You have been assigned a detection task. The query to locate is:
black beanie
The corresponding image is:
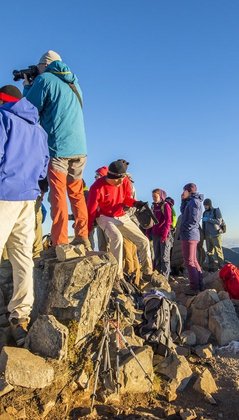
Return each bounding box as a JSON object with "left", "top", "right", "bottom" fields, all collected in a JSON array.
[
  {"left": 203, "top": 198, "right": 212, "bottom": 207},
  {"left": 0, "top": 85, "right": 22, "bottom": 102},
  {"left": 107, "top": 160, "right": 127, "bottom": 179}
]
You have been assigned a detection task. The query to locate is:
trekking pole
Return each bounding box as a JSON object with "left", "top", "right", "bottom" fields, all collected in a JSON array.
[
  {"left": 114, "top": 301, "right": 153, "bottom": 385},
  {"left": 115, "top": 301, "right": 121, "bottom": 394},
  {"left": 102, "top": 320, "right": 114, "bottom": 389},
  {"left": 90, "top": 323, "right": 108, "bottom": 411}
]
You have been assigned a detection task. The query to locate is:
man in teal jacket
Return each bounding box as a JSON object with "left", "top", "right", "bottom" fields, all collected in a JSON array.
[{"left": 24, "top": 50, "right": 90, "bottom": 251}]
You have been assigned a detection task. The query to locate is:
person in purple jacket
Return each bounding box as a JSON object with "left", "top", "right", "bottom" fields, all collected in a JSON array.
[
  {"left": 180, "top": 183, "right": 203, "bottom": 294},
  {"left": 150, "top": 188, "right": 172, "bottom": 279},
  {"left": 0, "top": 85, "right": 49, "bottom": 346}
]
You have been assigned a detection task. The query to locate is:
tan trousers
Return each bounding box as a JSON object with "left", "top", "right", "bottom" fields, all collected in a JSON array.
[
  {"left": 0, "top": 201, "right": 35, "bottom": 321},
  {"left": 97, "top": 214, "right": 152, "bottom": 278},
  {"left": 123, "top": 238, "right": 141, "bottom": 285},
  {"left": 2, "top": 197, "right": 43, "bottom": 260}
]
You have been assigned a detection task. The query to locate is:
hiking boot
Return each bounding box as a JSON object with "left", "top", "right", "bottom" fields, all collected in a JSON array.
[
  {"left": 71, "top": 237, "right": 92, "bottom": 252},
  {"left": 10, "top": 318, "right": 28, "bottom": 347}
]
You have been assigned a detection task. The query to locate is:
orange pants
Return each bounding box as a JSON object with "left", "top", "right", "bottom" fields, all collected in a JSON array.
[{"left": 48, "top": 164, "right": 88, "bottom": 246}]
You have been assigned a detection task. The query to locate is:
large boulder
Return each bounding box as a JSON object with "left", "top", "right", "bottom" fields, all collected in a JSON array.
[
  {"left": 119, "top": 345, "right": 154, "bottom": 393},
  {"left": 188, "top": 290, "right": 220, "bottom": 328},
  {"left": 208, "top": 299, "right": 239, "bottom": 345},
  {"left": 154, "top": 353, "right": 193, "bottom": 391},
  {"left": 25, "top": 315, "right": 68, "bottom": 360},
  {"left": 34, "top": 253, "right": 118, "bottom": 345},
  {"left": 0, "top": 347, "right": 54, "bottom": 389}
]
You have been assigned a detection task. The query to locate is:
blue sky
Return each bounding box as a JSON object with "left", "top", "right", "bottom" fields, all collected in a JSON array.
[{"left": 1, "top": 1, "right": 238, "bottom": 245}]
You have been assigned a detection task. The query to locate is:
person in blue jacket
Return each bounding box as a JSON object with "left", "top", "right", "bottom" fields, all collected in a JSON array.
[
  {"left": 0, "top": 85, "right": 49, "bottom": 346},
  {"left": 180, "top": 183, "right": 204, "bottom": 294},
  {"left": 23, "top": 50, "right": 90, "bottom": 253}
]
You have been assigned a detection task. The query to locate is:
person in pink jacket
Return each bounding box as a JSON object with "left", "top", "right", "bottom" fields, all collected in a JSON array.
[{"left": 150, "top": 188, "right": 172, "bottom": 279}]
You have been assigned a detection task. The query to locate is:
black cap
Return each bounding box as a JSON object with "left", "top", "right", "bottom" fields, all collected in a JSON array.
[{"left": 107, "top": 160, "right": 127, "bottom": 179}]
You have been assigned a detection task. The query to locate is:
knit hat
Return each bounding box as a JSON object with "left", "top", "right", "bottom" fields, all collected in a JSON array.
[
  {"left": 183, "top": 183, "right": 197, "bottom": 193},
  {"left": 0, "top": 85, "right": 22, "bottom": 103},
  {"left": 203, "top": 198, "right": 212, "bottom": 207},
  {"left": 107, "top": 160, "right": 127, "bottom": 179},
  {"left": 95, "top": 166, "right": 108, "bottom": 177},
  {"left": 38, "top": 50, "right": 62, "bottom": 65}
]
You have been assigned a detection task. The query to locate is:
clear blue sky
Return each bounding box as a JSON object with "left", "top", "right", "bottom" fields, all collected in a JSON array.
[{"left": 1, "top": 1, "right": 238, "bottom": 245}]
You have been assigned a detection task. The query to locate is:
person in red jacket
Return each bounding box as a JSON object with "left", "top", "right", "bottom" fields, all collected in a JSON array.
[
  {"left": 87, "top": 160, "right": 153, "bottom": 280},
  {"left": 150, "top": 188, "right": 172, "bottom": 279}
]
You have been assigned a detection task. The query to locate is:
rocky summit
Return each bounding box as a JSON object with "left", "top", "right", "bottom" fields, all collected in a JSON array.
[{"left": 0, "top": 253, "right": 239, "bottom": 419}]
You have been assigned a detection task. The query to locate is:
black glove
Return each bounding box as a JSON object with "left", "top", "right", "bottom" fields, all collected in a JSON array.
[{"left": 134, "top": 200, "right": 146, "bottom": 209}]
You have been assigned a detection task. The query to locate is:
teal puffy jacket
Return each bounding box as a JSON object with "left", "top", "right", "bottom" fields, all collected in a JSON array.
[{"left": 24, "top": 61, "right": 87, "bottom": 158}]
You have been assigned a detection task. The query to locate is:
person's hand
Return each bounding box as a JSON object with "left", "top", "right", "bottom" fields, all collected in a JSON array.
[
  {"left": 160, "top": 237, "right": 166, "bottom": 243},
  {"left": 23, "top": 74, "right": 30, "bottom": 86},
  {"left": 134, "top": 200, "right": 146, "bottom": 209}
]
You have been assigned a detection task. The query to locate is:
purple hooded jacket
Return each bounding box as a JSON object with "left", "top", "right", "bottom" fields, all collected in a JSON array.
[{"left": 0, "top": 98, "right": 49, "bottom": 201}]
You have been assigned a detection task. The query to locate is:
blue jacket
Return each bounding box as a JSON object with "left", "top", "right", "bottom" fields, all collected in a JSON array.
[
  {"left": 0, "top": 98, "right": 49, "bottom": 201},
  {"left": 180, "top": 193, "right": 204, "bottom": 241},
  {"left": 24, "top": 61, "right": 87, "bottom": 158}
]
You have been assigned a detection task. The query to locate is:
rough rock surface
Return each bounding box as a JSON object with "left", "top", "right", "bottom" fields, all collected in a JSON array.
[
  {"left": 194, "top": 344, "right": 213, "bottom": 359},
  {"left": 208, "top": 299, "right": 239, "bottom": 345},
  {"left": 190, "top": 325, "right": 212, "bottom": 345},
  {"left": 181, "top": 330, "right": 196, "bottom": 346},
  {"left": 0, "top": 347, "right": 54, "bottom": 388},
  {"left": 154, "top": 353, "right": 193, "bottom": 391},
  {"left": 35, "top": 253, "right": 118, "bottom": 344},
  {"left": 193, "top": 367, "right": 218, "bottom": 395},
  {"left": 0, "top": 378, "right": 13, "bottom": 397},
  {"left": 119, "top": 345, "right": 154, "bottom": 393},
  {"left": 25, "top": 315, "right": 68, "bottom": 360}
]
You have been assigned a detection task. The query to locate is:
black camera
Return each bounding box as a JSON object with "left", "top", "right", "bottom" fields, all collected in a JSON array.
[{"left": 13, "top": 65, "right": 39, "bottom": 82}]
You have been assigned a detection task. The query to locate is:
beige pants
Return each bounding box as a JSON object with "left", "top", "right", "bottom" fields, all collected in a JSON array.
[
  {"left": 96, "top": 214, "right": 152, "bottom": 278},
  {"left": 0, "top": 201, "right": 35, "bottom": 321}
]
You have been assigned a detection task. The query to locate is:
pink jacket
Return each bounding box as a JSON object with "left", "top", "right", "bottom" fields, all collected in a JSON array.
[{"left": 150, "top": 201, "right": 172, "bottom": 242}]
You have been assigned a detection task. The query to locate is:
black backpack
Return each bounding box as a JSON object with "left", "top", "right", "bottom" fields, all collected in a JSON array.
[
  {"left": 135, "top": 202, "right": 158, "bottom": 229},
  {"left": 137, "top": 294, "right": 183, "bottom": 356}
]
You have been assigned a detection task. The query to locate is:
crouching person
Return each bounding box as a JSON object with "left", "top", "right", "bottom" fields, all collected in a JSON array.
[
  {"left": 0, "top": 85, "right": 49, "bottom": 346},
  {"left": 87, "top": 160, "right": 153, "bottom": 284}
]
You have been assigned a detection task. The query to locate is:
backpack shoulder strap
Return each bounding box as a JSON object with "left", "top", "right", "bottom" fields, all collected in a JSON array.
[{"left": 68, "top": 83, "right": 83, "bottom": 108}]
